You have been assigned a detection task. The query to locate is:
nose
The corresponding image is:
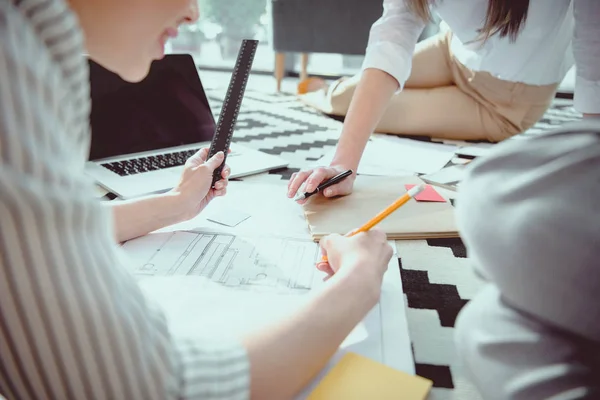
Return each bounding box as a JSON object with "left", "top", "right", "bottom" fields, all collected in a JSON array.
[{"left": 183, "top": 1, "right": 200, "bottom": 24}]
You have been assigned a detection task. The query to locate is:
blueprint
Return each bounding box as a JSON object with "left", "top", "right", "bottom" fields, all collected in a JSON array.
[
  {"left": 122, "top": 230, "right": 321, "bottom": 293},
  {"left": 121, "top": 182, "right": 415, "bottom": 396}
]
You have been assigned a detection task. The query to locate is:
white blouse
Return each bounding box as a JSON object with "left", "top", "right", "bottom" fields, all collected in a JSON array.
[{"left": 362, "top": 0, "right": 600, "bottom": 114}]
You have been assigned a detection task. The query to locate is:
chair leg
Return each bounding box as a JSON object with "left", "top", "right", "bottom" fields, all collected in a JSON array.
[
  {"left": 275, "top": 53, "right": 285, "bottom": 92},
  {"left": 300, "top": 53, "right": 309, "bottom": 81}
]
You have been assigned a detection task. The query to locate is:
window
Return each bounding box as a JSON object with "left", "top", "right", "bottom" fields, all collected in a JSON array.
[
  {"left": 167, "top": 1, "right": 440, "bottom": 78},
  {"left": 167, "top": 0, "right": 365, "bottom": 77}
]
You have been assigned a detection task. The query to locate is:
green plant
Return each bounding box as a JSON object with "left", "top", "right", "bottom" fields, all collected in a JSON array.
[{"left": 200, "top": 0, "right": 266, "bottom": 38}]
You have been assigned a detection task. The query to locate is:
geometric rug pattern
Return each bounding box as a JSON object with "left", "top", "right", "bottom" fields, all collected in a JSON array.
[
  {"left": 100, "top": 76, "right": 581, "bottom": 399},
  {"left": 201, "top": 84, "right": 581, "bottom": 399}
]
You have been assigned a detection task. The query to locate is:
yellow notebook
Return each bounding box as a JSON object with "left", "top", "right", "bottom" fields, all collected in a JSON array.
[
  {"left": 303, "top": 175, "right": 458, "bottom": 240},
  {"left": 308, "top": 353, "right": 432, "bottom": 400}
]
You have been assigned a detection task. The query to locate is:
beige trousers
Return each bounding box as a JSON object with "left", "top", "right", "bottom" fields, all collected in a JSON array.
[{"left": 312, "top": 32, "right": 559, "bottom": 142}]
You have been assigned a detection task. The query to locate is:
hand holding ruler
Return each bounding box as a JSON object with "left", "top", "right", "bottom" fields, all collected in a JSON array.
[{"left": 207, "top": 39, "right": 259, "bottom": 186}]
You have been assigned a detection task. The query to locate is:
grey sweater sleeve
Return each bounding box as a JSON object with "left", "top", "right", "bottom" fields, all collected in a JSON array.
[
  {"left": 457, "top": 121, "right": 600, "bottom": 341},
  {"left": 454, "top": 121, "right": 600, "bottom": 399}
]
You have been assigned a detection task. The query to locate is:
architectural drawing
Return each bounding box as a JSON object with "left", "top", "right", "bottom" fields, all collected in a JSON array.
[{"left": 123, "top": 231, "right": 321, "bottom": 292}]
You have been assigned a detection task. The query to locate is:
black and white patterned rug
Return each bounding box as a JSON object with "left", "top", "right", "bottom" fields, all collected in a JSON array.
[
  {"left": 98, "top": 76, "right": 580, "bottom": 399},
  {"left": 201, "top": 83, "right": 581, "bottom": 400}
]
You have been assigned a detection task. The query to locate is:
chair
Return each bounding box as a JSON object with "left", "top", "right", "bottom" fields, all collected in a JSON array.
[{"left": 270, "top": 0, "right": 383, "bottom": 91}]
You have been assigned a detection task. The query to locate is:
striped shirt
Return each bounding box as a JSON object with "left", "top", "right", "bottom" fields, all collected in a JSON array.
[{"left": 0, "top": 0, "right": 250, "bottom": 399}]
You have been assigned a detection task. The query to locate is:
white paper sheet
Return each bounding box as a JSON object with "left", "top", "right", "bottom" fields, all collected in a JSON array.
[
  {"left": 128, "top": 241, "right": 413, "bottom": 399},
  {"left": 122, "top": 230, "right": 324, "bottom": 294},
  {"left": 318, "top": 135, "right": 457, "bottom": 176},
  {"left": 168, "top": 182, "right": 311, "bottom": 237},
  {"left": 455, "top": 143, "right": 495, "bottom": 159},
  {"left": 123, "top": 181, "right": 414, "bottom": 396}
]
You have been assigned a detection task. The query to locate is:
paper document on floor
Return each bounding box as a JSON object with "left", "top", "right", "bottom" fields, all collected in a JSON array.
[
  {"left": 317, "top": 135, "right": 457, "bottom": 176},
  {"left": 171, "top": 182, "right": 311, "bottom": 237},
  {"left": 121, "top": 230, "right": 414, "bottom": 398},
  {"left": 122, "top": 230, "right": 323, "bottom": 294}
]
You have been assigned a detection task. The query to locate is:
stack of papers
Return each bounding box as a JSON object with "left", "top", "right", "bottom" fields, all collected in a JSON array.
[
  {"left": 421, "top": 164, "right": 468, "bottom": 191},
  {"left": 121, "top": 181, "right": 419, "bottom": 399},
  {"left": 317, "top": 135, "right": 457, "bottom": 176}
]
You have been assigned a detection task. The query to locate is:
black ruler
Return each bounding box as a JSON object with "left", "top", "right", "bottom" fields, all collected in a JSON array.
[{"left": 208, "top": 39, "right": 258, "bottom": 186}]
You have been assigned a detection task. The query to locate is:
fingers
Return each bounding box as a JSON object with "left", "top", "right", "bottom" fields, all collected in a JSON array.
[
  {"left": 187, "top": 147, "right": 210, "bottom": 167},
  {"left": 317, "top": 234, "right": 338, "bottom": 272},
  {"left": 362, "top": 228, "right": 387, "bottom": 242},
  {"left": 322, "top": 182, "right": 345, "bottom": 198},
  {"left": 213, "top": 187, "right": 227, "bottom": 197},
  {"left": 203, "top": 151, "right": 225, "bottom": 171},
  {"left": 304, "top": 167, "right": 332, "bottom": 193},
  {"left": 211, "top": 179, "right": 228, "bottom": 197},
  {"left": 213, "top": 177, "right": 229, "bottom": 191},
  {"left": 198, "top": 147, "right": 209, "bottom": 162},
  {"left": 316, "top": 261, "right": 334, "bottom": 276},
  {"left": 319, "top": 233, "right": 344, "bottom": 258},
  {"left": 287, "top": 167, "right": 341, "bottom": 199},
  {"left": 221, "top": 165, "right": 231, "bottom": 179},
  {"left": 287, "top": 170, "right": 311, "bottom": 198}
]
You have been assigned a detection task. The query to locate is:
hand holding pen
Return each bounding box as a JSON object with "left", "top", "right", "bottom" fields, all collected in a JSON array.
[
  {"left": 288, "top": 166, "right": 356, "bottom": 202},
  {"left": 291, "top": 169, "right": 354, "bottom": 202},
  {"left": 316, "top": 184, "right": 426, "bottom": 277}
]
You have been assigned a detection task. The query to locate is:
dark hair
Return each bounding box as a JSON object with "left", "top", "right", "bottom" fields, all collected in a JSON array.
[{"left": 407, "top": 0, "right": 530, "bottom": 42}]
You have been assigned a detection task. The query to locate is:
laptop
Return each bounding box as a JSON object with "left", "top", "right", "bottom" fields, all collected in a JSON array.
[{"left": 85, "top": 54, "right": 288, "bottom": 199}]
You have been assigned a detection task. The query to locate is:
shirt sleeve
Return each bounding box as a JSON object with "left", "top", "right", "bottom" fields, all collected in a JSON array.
[
  {"left": 361, "top": 0, "right": 426, "bottom": 90},
  {"left": 0, "top": 3, "right": 250, "bottom": 399},
  {"left": 573, "top": 0, "right": 600, "bottom": 114},
  {"left": 456, "top": 285, "right": 600, "bottom": 400},
  {"left": 455, "top": 120, "right": 600, "bottom": 342},
  {"left": 454, "top": 122, "right": 600, "bottom": 398}
]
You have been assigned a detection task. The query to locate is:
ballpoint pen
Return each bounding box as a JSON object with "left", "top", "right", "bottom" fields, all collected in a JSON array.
[{"left": 293, "top": 169, "right": 353, "bottom": 201}]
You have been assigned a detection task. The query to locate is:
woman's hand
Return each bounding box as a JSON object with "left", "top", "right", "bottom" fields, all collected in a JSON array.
[
  {"left": 316, "top": 230, "right": 393, "bottom": 295},
  {"left": 170, "top": 148, "right": 230, "bottom": 221},
  {"left": 287, "top": 164, "right": 356, "bottom": 204}
]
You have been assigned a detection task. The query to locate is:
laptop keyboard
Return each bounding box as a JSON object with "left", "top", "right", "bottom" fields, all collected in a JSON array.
[
  {"left": 100, "top": 149, "right": 198, "bottom": 176},
  {"left": 101, "top": 149, "right": 240, "bottom": 177}
]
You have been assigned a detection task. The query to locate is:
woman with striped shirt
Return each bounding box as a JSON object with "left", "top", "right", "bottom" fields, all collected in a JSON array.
[{"left": 0, "top": 0, "right": 393, "bottom": 398}]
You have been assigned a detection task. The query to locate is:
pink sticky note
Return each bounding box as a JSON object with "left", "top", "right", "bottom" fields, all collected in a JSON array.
[{"left": 405, "top": 184, "right": 447, "bottom": 203}]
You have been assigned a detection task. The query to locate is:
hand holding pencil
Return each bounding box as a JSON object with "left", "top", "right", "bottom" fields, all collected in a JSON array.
[{"left": 317, "top": 184, "right": 426, "bottom": 278}]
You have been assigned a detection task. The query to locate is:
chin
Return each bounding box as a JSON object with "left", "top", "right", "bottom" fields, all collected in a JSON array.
[{"left": 119, "top": 62, "right": 152, "bottom": 83}]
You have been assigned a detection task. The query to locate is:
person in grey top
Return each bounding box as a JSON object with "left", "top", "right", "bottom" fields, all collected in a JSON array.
[{"left": 455, "top": 120, "right": 600, "bottom": 399}]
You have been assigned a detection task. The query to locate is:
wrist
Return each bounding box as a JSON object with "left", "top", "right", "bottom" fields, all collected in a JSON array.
[
  {"left": 330, "top": 153, "right": 359, "bottom": 172},
  {"left": 327, "top": 266, "right": 381, "bottom": 309},
  {"left": 157, "top": 191, "right": 191, "bottom": 225},
  {"left": 332, "top": 132, "right": 370, "bottom": 171}
]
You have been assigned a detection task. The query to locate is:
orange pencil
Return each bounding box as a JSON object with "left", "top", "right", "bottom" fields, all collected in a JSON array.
[{"left": 319, "top": 184, "right": 426, "bottom": 263}]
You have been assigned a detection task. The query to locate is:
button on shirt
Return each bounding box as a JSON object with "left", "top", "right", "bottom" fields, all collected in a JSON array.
[{"left": 362, "top": 0, "right": 600, "bottom": 114}]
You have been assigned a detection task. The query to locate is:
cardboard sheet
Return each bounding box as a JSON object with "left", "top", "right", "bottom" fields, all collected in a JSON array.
[
  {"left": 307, "top": 353, "right": 432, "bottom": 400},
  {"left": 303, "top": 175, "right": 458, "bottom": 240}
]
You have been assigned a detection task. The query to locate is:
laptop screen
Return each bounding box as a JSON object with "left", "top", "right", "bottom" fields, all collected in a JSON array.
[{"left": 88, "top": 54, "right": 216, "bottom": 161}]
